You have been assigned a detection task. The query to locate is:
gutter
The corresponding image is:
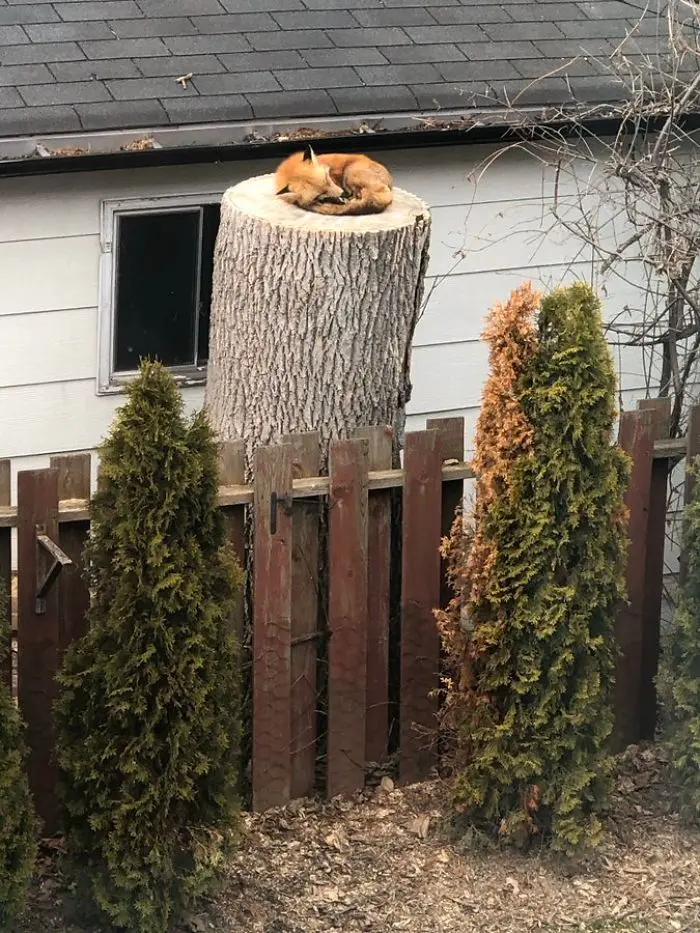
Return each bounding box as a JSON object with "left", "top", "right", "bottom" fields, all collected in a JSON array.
[{"left": 0, "top": 104, "right": 636, "bottom": 179}]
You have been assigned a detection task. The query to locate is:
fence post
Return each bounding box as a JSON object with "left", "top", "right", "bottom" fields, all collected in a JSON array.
[
  {"left": 355, "top": 425, "right": 392, "bottom": 767},
  {"left": 637, "top": 399, "right": 671, "bottom": 739},
  {"left": 426, "top": 417, "right": 465, "bottom": 612},
  {"left": 0, "top": 460, "right": 10, "bottom": 691},
  {"left": 17, "top": 468, "right": 62, "bottom": 832},
  {"left": 50, "top": 453, "right": 91, "bottom": 654},
  {"left": 328, "top": 438, "right": 369, "bottom": 797},
  {"left": 615, "top": 409, "right": 655, "bottom": 750},
  {"left": 252, "top": 442, "right": 293, "bottom": 811},
  {"left": 683, "top": 404, "right": 700, "bottom": 508},
  {"left": 400, "top": 429, "right": 443, "bottom": 783},
  {"left": 282, "top": 431, "right": 321, "bottom": 800},
  {"left": 680, "top": 404, "right": 700, "bottom": 587}
]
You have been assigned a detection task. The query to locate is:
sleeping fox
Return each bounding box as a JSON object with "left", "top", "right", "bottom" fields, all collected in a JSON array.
[{"left": 275, "top": 146, "right": 393, "bottom": 216}]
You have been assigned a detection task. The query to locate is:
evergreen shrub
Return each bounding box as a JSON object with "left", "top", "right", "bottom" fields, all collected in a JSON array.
[
  {"left": 0, "top": 578, "right": 38, "bottom": 929},
  {"left": 55, "top": 360, "right": 243, "bottom": 932},
  {"left": 437, "top": 282, "right": 629, "bottom": 852},
  {"left": 660, "top": 457, "right": 700, "bottom": 823}
]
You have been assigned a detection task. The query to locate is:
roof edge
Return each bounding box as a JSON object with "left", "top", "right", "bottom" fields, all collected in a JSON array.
[{"left": 0, "top": 103, "right": 642, "bottom": 178}]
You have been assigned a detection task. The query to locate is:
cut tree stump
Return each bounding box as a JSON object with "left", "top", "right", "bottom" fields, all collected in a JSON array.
[
  {"left": 204, "top": 172, "right": 431, "bottom": 472},
  {"left": 205, "top": 169, "right": 431, "bottom": 803}
]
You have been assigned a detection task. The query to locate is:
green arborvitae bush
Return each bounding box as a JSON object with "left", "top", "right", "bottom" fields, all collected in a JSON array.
[
  {"left": 661, "top": 458, "right": 700, "bottom": 823},
  {"left": 55, "top": 360, "right": 243, "bottom": 933},
  {"left": 438, "top": 282, "right": 629, "bottom": 853},
  {"left": 0, "top": 580, "right": 38, "bottom": 929}
]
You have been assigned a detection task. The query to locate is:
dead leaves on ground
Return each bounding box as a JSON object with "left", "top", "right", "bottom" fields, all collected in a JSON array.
[{"left": 15, "top": 744, "right": 700, "bottom": 933}]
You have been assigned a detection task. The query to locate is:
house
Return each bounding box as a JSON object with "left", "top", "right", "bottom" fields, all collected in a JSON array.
[{"left": 0, "top": 0, "right": 661, "bottom": 496}]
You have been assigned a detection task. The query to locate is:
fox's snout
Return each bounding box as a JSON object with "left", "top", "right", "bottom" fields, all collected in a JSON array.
[{"left": 323, "top": 178, "right": 345, "bottom": 201}]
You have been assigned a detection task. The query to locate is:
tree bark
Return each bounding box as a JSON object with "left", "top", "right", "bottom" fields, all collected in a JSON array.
[{"left": 205, "top": 172, "right": 431, "bottom": 471}]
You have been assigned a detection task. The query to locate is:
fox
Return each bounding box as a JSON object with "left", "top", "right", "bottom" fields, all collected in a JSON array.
[{"left": 274, "top": 146, "right": 393, "bottom": 216}]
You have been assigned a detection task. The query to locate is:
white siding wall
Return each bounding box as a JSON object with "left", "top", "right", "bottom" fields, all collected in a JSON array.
[{"left": 0, "top": 141, "right": 650, "bottom": 502}]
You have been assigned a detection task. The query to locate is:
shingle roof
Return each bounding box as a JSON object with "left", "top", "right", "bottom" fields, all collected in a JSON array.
[{"left": 0, "top": 0, "right": 660, "bottom": 141}]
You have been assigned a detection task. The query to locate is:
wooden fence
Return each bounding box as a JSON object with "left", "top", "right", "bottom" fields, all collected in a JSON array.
[
  {"left": 1, "top": 403, "right": 697, "bottom": 834},
  {"left": 614, "top": 398, "right": 700, "bottom": 750},
  {"left": 0, "top": 419, "right": 468, "bottom": 832}
]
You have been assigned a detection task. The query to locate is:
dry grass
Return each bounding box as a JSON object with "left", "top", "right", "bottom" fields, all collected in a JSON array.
[{"left": 15, "top": 744, "right": 700, "bottom": 933}]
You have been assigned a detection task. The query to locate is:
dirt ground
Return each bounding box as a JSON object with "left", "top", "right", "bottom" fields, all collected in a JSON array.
[{"left": 15, "top": 744, "right": 700, "bottom": 933}]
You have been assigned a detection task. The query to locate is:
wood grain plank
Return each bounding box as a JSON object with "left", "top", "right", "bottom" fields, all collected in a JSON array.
[
  {"left": 0, "top": 462, "right": 477, "bottom": 528},
  {"left": 50, "top": 453, "right": 91, "bottom": 654},
  {"left": 17, "top": 468, "right": 61, "bottom": 832},
  {"left": 681, "top": 404, "right": 700, "bottom": 588},
  {"left": 328, "top": 438, "right": 369, "bottom": 797},
  {"left": 355, "top": 425, "right": 392, "bottom": 766},
  {"left": 637, "top": 399, "right": 670, "bottom": 740},
  {"left": 400, "top": 429, "right": 443, "bottom": 784},
  {"left": 282, "top": 432, "right": 321, "bottom": 800},
  {"left": 426, "top": 417, "right": 465, "bottom": 612},
  {"left": 252, "top": 443, "right": 293, "bottom": 811},
  {"left": 0, "top": 459, "right": 10, "bottom": 690}
]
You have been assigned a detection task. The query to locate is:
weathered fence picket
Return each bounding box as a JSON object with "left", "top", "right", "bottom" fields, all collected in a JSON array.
[
  {"left": 638, "top": 399, "right": 671, "bottom": 740},
  {"left": 284, "top": 431, "right": 321, "bottom": 801},
  {"left": 681, "top": 405, "right": 700, "bottom": 588},
  {"left": 0, "top": 459, "right": 10, "bottom": 690},
  {"left": 17, "top": 469, "right": 63, "bottom": 833},
  {"left": 252, "top": 443, "right": 294, "bottom": 811},
  {"left": 51, "top": 454, "right": 91, "bottom": 654},
  {"left": 400, "top": 429, "right": 443, "bottom": 784},
  {"left": 327, "top": 438, "right": 369, "bottom": 798},
  {"left": 355, "top": 425, "right": 392, "bottom": 767},
  {"left": 615, "top": 409, "right": 655, "bottom": 750}
]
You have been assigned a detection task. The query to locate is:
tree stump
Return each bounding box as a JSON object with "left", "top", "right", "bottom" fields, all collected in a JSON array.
[{"left": 205, "top": 172, "right": 431, "bottom": 471}]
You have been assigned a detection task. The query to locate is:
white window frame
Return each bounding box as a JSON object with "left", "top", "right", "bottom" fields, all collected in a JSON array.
[{"left": 97, "top": 192, "right": 223, "bottom": 395}]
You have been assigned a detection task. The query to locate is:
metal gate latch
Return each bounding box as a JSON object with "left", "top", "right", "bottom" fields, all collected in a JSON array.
[{"left": 35, "top": 527, "right": 72, "bottom": 615}]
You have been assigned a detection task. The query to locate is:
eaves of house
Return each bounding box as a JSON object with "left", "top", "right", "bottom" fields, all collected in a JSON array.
[{"left": 0, "top": 0, "right": 670, "bottom": 176}]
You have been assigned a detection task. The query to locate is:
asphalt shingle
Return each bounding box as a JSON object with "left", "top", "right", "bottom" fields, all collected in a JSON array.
[
  {"left": 379, "top": 43, "right": 465, "bottom": 63},
  {"left": 75, "top": 98, "right": 168, "bottom": 129},
  {"left": 19, "top": 80, "right": 111, "bottom": 105},
  {"left": 430, "top": 7, "right": 510, "bottom": 24},
  {"left": 109, "top": 18, "right": 199, "bottom": 39},
  {"left": 160, "top": 93, "right": 252, "bottom": 122},
  {"left": 0, "top": 25, "right": 31, "bottom": 45},
  {"left": 275, "top": 66, "right": 362, "bottom": 90},
  {"left": 191, "top": 14, "right": 278, "bottom": 33},
  {"left": 300, "top": 47, "right": 387, "bottom": 67},
  {"left": 25, "top": 22, "right": 115, "bottom": 41},
  {"left": 355, "top": 63, "right": 443, "bottom": 86},
  {"left": 0, "top": 63, "right": 55, "bottom": 85},
  {"left": 0, "top": 6, "right": 58, "bottom": 26},
  {"left": 54, "top": 2, "right": 142, "bottom": 21},
  {"left": 352, "top": 9, "right": 438, "bottom": 26},
  {"left": 48, "top": 58, "right": 142, "bottom": 81},
  {"left": 0, "top": 0, "right": 669, "bottom": 140},
  {"left": 245, "top": 87, "right": 335, "bottom": 117},
  {"left": 192, "top": 71, "right": 280, "bottom": 94},
  {"left": 137, "top": 53, "right": 227, "bottom": 76}
]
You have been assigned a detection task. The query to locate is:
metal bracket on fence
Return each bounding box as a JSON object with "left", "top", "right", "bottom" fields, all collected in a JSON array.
[
  {"left": 35, "top": 527, "right": 72, "bottom": 615},
  {"left": 270, "top": 491, "right": 294, "bottom": 536}
]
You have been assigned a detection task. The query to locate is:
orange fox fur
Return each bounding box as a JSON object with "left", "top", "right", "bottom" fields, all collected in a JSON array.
[{"left": 275, "top": 146, "right": 393, "bottom": 215}]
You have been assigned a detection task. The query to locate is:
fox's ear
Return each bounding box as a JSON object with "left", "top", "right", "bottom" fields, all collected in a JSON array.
[
  {"left": 303, "top": 145, "right": 317, "bottom": 163},
  {"left": 276, "top": 184, "right": 290, "bottom": 195}
]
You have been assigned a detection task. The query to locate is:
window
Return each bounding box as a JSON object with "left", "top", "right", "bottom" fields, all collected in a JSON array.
[{"left": 98, "top": 195, "right": 221, "bottom": 393}]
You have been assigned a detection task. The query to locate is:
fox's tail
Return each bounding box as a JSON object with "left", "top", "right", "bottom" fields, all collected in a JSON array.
[{"left": 311, "top": 187, "right": 392, "bottom": 216}]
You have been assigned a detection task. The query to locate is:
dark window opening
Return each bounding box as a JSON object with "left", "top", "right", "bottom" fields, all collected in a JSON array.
[{"left": 113, "top": 204, "right": 220, "bottom": 374}]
